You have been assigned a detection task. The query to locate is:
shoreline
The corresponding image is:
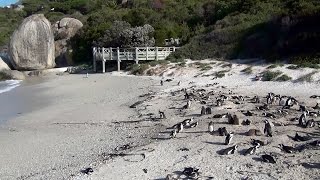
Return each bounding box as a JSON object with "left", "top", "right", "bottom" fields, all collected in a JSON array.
[{"left": 0, "top": 73, "right": 162, "bottom": 179}]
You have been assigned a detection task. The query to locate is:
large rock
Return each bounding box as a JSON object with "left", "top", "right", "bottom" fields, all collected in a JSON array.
[
  {"left": 0, "top": 57, "right": 10, "bottom": 71},
  {"left": 52, "top": 18, "right": 83, "bottom": 67},
  {"left": 9, "top": 14, "right": 55, "bottom": 70}
]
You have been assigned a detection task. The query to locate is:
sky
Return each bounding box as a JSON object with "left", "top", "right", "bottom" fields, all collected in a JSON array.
[{"left": 0, "top": 0, "right": 19, "bottom": 7}]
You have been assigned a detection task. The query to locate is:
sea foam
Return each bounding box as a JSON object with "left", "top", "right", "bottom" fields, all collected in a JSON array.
[{"left": 0, "top": 80, "right": 22, "bottom": 94}]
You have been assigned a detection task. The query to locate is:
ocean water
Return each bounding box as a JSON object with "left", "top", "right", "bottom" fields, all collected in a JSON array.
[
  {"left": 0, "top": 0, "right": 19, "bottom": 7},
  {"left": 0, "top": 80, "right": 21, "bottom": 94}
]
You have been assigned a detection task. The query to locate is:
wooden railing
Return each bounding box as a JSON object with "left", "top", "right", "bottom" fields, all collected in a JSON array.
[{"left": 92, "top": 46, "right": 178, "bottom": 72}]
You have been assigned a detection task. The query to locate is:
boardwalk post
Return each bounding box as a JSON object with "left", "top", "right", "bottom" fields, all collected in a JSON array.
[
  {"left": 146, "top": 47, "right": 148, "bottom": 60},
  {"left": 117, "top": 47, "right": 120, "bottom": 71},
  {"left": 93, "top": 47, "right": 96, "bottom": 72},
  {"left": 135, "top": 47, "right": 139, "bottom": 64},
  {"left": 102, "top": 47, "right": 105, "bottom": 73},
  {"left": 109, "top": 47, "right": 112, "bottom": 60},
  {"left": 156, "top": 47, "right": 158, "bottom": 61}
]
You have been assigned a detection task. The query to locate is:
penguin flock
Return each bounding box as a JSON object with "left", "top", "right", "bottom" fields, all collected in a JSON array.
[{"left": 154, "top": 80, "right": 320, "bottom": 169}]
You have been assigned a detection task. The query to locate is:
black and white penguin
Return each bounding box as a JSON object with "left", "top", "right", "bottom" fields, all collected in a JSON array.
[
  {"left": 159, "top": 110, "right": 166, "bottom": 119},
  {"left": 305, "top": 119, "right": 315, "bottom": 128},
  {"left": 216, "top": 99, "right": 223, "bottom": 106},
  {"left": 218, "top": 127, "right": 228, "bottom": 136},
  {"left": 201, "top": 106, "right": 206, "bottom": 116},
  {"left": 262, "top": 112, "right": 276, "bottom": 118},
  {"left": 225, "top": 132, "right": 234, "bottom": 145},
  {"left": 182, "top": 117, "right": 194, "bottom": 126},
  {"left": 261, "top": 154, "right": 276, "bottom": 163},
  {"left": 242, "top": 119, "right": 251, "bottom": 125},
  {"left": 160, "top": 79, "right": 164, "bottom": 86},
  {"left": 189, "top": 122, "right": 198, "bottom": 128},
  {"left": 298, "top": 111, "right": 307, "bottom": 127},
  {"left": 208, "top": 121, "right": 214, "bottom": 133},
  {"left": 177, "top": 123, "right": 184, "bottom": 133},
  {"left": 244, "top": 144, "right": 259, "bottom": 156},
  {"left": 313, "top": 103, "right": 320, "bottom": 110},
  {"left": 206, "top": 107, "right": 212, "bottom": 114},
  {"left": 222, "top": 145, "right": 238, "bottom": 155},
  {"left": 170, "top": 129, "right": 177, "bottom": 138},
  {"left": 279, "top": 144, "right": 295, "bottom": 153},
  {"left": 294, "top": 133, "right": 312, "bottom": 141},
  {"left": 264, "top": 120, "right": 274, "bottom": 137},
  {"left": 251, "top": 139, "right": 265, "bottom": 146}
]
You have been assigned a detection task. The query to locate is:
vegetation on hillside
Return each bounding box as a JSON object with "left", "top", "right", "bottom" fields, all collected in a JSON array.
[{"left": 0, "top": 0, "right": 319, "bottom": 66}]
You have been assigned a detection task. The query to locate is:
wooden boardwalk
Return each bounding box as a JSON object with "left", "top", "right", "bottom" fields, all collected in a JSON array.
[{"left": 92, "top": 47, "right": 178, "bottom": 72}]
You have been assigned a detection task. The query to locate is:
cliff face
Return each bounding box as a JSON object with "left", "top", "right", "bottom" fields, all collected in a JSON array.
[{"left": 9, "top": 14, "right": 55, "bottom": 70}]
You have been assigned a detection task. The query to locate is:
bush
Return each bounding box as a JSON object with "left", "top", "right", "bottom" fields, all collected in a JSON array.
[
  {"left": 261, "top": 70, "right": 282, "bottom": 81},
  {"left": 241, "top": 66, "right": 253, "bottom": 74},
  {"left": 287, "top": 65, "right": 299, "bottom": 69},
  {"left": 215, "top": 70, "right": 229, "bottom": 78},
  {"left": 221, "top": 63, "right": 232, "bottom": 68},
  {"left": 267, "top": 64, "right": 277, "bottom": 69},
  {"left": 294, "top": 71, "right": 318, "bottom": 83},
  {"left": 276, "top": 74, "right": 292, "bottom": 81},
  {"left": 0, "top": 71, "right": 11, "bottom": 81},
  {"left": 129, "top": 64, "right": 150, "bottom": 75}
]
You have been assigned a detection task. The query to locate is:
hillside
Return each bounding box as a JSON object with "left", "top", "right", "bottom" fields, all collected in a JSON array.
[{"left": 0, "top": 0, "right": 320, "bottom": 66}]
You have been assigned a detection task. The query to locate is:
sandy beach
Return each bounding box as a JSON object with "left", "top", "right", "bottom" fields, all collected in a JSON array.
[
  {"left": 0, "top": 73, "right": 161, "bottom": 179},
  {"left": 77, "top": 60, "right": 319, "bottom": 180},
  {"left": 0, "top": 59, "right": 319, "bottom": 180}
]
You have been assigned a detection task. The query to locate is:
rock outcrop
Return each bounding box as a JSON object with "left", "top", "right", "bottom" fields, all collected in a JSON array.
[
  {"left": 9, "top": 14, "right": 55, "bottom": 70},
  {"left": 0, "top": 57, "right": 10, "bottom": 71},
  {"left": 52, "top": 18, "right": 83, "bottom": 67},
  {"left": 0, "top": 70, "right": 25, "bottom": 80}
]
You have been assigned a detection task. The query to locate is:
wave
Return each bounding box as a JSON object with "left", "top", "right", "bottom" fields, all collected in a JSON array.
[{"left": 0, "top": 80, "right": 22, "bottom": 94}]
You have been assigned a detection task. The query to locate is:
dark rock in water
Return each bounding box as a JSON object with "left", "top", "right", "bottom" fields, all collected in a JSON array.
[{"left": 81, "top": 167, "right": 93, "bottom": 174}]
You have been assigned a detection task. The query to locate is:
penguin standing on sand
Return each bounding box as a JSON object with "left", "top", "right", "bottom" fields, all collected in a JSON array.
[
  {"left": 160, "top": 79, "right": 164, "bottom": 86},
  {"left": 264, "top": 120, "right": 274, "bottom": 137},
  {"left": 208, "top": 121, "right": 214, "bottom": 133},
  {"left": 225, "top": 132, "right": 234, "bottom": 145},
  {"left": 299, "top": 111, "right": 307, "bottom": 127},
  {"left": 206, "top": 107, "right": 212, "bottom": 114},
  {"left": 201, "top": 106, "right": 206, "bottom": 115}
]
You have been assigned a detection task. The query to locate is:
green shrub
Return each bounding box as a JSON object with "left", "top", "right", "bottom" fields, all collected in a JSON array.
[
  {"left": 129, "top": 64, "right": 150, "bottom": 75},
  {"left": 267, "top": 64, "right": 277, "bottom": 69},
  {"left": 261, "top": 70, "right": 282, "bottom": 81},
  {"left": 215, "top": 70, "right": 229, "bottom": 78},
  {"left": 294, "top": 71, "right": 318, "bottom": 83},
  {"left": 198, "top": 63, "right": 211, "bottom": 71},
  {"left": 276, "top": 74, "right": 292, "bottom": 81},
  {"left": 221, "top": 63, "right": 232, "bottom": 68},
  {"left": 287, "top": 65, "right": 299, "bottom": 69},
  {"left": 241, "top": 66, "right": 253, "bottom": 74}
]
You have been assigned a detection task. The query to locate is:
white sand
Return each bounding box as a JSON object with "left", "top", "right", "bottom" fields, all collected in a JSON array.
[
  {"left": 0, "top": 60, "right": 319, "bottom": 180},
  {"left": 76, "top": 60, "right": 320, "bottom": 180},
  {"left": 0, "top": 74, "right": 160, "bottom": 179}
]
